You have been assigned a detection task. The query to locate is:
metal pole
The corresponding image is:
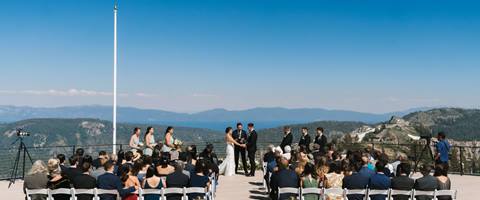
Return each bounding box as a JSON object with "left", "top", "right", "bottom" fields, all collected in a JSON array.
[{"left": 113, "top": 0, "right": 118, "bottom": 154}]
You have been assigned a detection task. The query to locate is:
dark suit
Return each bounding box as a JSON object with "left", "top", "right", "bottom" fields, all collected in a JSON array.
[
  {"left": 391, "top": 175, "right": 415, "bottom": 200},
  {"left": 342, "top": 172, "right": 369, "bottom": 200},
  {"left": 166, "top": 170, "right": 190, "bottom": 200},
  {"left": 314, "top": 134, "right": 327, "bottom": 153},
  {"left": 414, "top": 175, "right": 438, "bottom": 200},
  {"left": 72, "top": 173, "right": 97, "bottom": 200},
  {"left": 270, "top": 169, "right": 299, "bottom": 200},
  {"left": 280, "top": 133, "right": 293, "bottom": 152},
  {"left": 64, "top": 167, "right": 82, "bottom": 182},
  {"left": 97, "top": 172, "right": 135, "bottom": 200},
  {"left": 368, "top": 173, "right": 391, "bottom": 200},
  {"left": 246, "top": 130, "right": 258, "bottom": 176},
  {"left": 298, "top": 134, "right": 311, "bottom": 152},
  {"left": 232, "top": 129, "right": 248, "bottom": 174}
]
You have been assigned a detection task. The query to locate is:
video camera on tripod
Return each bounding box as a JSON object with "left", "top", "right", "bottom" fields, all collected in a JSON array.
[
  {"left": 8, "top": 128, "right": 33, "bottom": 188},
  {"left": 16, "top": 128, "right": 30, "bottom": 137}
]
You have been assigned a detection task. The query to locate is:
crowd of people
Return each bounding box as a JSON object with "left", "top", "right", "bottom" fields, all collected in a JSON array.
[
  {"left": 265, "top": 127, "right": 453, "bottom": 200},
  {"left": 23, "top": 126, "right": 221, "bottom": 200}
]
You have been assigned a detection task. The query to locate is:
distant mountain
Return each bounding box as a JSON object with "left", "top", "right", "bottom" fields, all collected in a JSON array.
[
  {"left": 0, "top": 105, "right": 429, "bottom": 130},
  {"left": 0, "top": 118, "right": 223, "bottom": 148}
]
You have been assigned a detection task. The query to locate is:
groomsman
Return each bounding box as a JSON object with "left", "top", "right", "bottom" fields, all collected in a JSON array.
[
  {"left": 280, "top": 126, "right": 293, "bottom": 152},
  {"left": 314, "top": 127, "right": 327, "bottom": 154},
  {"left": 298, "top": 127, "right": 311, "bottom": 152},
  {"left": 246, "top": 123, "right": 258, "bottom": 177},
  {"left": 232, "top": 123, "right": 248, "bottom": 175}
]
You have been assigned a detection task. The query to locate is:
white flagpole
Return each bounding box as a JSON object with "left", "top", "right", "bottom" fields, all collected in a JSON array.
[{"left": 113, "top": 0, "right": 118, "bottom": 154}]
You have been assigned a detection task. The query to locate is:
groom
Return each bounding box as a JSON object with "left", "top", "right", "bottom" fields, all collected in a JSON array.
[
  {"left": 232, "top": 122, "right": 248, "bottom": 175},
  {"left": 246, "top": 123, "right": 258, "bottom": 177}
]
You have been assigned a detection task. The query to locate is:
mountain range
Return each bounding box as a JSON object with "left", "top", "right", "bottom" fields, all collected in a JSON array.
[{"left": 0, "top": 105, "right": 431, "bottom": 130}]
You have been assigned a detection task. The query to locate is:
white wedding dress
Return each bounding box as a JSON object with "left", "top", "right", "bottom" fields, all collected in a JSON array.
[{"left": 218, "top": 142, "right": 236, "bottom": 176}]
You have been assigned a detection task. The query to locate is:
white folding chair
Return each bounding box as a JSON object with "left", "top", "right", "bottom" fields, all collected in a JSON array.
[
  {"left": 186, "top": 187, "right": 210, "bottom": 200},
  {"left": 345, "top": 189, "right": 367, "bottom": 200},
  {"left": 162, "top": 187, "right": 185, "bottom": 200},
  {"left": 368, "top": 189, "right": 390, "bottom": 200},
  {"left": 139, "top": 188, "right": 162, "bottom": 200},
  {"left": 300, "top": 188, "right": 321, "bottom": 200},
  {"left": 323, "top": 188, "right": 346, "bottom": 200},
  {"left": 434, "top": 190, "right": 457, "bottom": 200},
  {"left": 278, "top": 187, "right": 300, "bottom": 200},
  {"left": 413, "top": 190, "right": 435, "bottom": 200},
  {"left": 389, "top": 189, "right": 413, "bottom": 200},
  {"left": 72, "top": 188, "right": 95, "bottom": 200},
  {"left": 95, "top": 189, "right": 119, "bottom": 200},
  {"left": 48, "top": 188, "right": 73, "bottom": 200},
  {"left": 26, "top": 189, "right": 49, "bottom": 200}
]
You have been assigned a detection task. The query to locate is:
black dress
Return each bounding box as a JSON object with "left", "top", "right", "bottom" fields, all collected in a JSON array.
[{"left": 47, "top": 175, "right": 71, "bottom": 200}]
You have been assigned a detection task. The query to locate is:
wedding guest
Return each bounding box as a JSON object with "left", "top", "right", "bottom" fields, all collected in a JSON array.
[
  {"left": 414, "top": 165, "right": 438, "bottom": 200},
  {"left": 326, "top": 161, "right": 344, "bottom": 200},
  {"left": 120, "top": 164, "right": 140, "bottom": 200},
  {"left": 131, "top": 159, "right": 147, "bottom": 183},
  {"left": 47, "top": 158, "right": 71, "bottom": 200},
  {"left": 65, "top": 155, "right": 82, "bottom": 181},
  {"left": 166, "top": 161, "right": 190, "bottom": 200},
  {"left": 56, "top": 154, "right": 67, "bottom": 173},
  {"left": 163, "top": 126, "right": 176, "bottom": 152},
  {"left": 24, "top": 160, "right": 49, "bottom": 200},
  {"left": 97, "top": 161, "right": 136, "bottom": 200},
  {"left": 270, "top": 157, "right": 299, "bottom": 200},
  {"left": 143, "top": 127, "right": 156, "bottom": 156},
  {"left": 368, "top": 161, "right": 391, "bottom": 200},
  {"left": 434, "top": 164, "right": 452, "bottom": 200},
  {"left": 282, "top": 145, "right": 292, "bottom": 161},
  {"left": 391, "top": 163, "right": 415, "bottom": 200},
  {"left": 142, "top": 167, "right": 163, "bottom": 200},
  {"left": 301, "top": 163, "right": 319, "bottom": 200},
  {"left": 91, "top": 154, "right": 109, "bottom": 179},
  {"left": 155, "top": 153, "right": 175, "bottom": 177},
  {"left": 129, "top": 127, "right": 142, "bottom": 151},
  {"left": 72, "top": 162, "right": 96, "bottom": 200},
  {"left": 92, "top": 151, "right": 108, "bottom": 169},
  {"left": 359, "top": 153, "right": 375, "bottom": 178},
  {"left": 280, "top": 126, "right": 293, "bottom": 153},
  {"left": 189, "top": 160, "right": 211, "bottom": 200},
  {"left": 198, "top": 144, "right": 219, "bottom": 176},
  {"left": 314, "top": 127, "right": 327, "bottom": 154},
  {"left": 298, "top": 127, "right": 311, "bottom": 152},
  {"left": 342, "top": 162, "right": 369, "bottom": 200},
  {"left": 118, "top": 151, "right": 134, "bottom": 177}
]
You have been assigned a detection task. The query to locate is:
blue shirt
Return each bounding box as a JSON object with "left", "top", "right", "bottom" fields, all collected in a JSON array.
[
  {"left": 436, "top": 140, "right": 451, "bottom": 162},
  {"left": 359, "top": 166, "right": 376, "bottom": 178}
]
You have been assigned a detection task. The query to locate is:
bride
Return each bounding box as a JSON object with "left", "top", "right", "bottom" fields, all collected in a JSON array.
[{"left": 218, "top": 127, "right": 246, "bottom": 176}]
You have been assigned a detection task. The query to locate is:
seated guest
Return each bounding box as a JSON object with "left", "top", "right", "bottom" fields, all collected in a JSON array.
[
  {"left": 263, "top": 145, "right": 276, "bottom": 163},
  {"left": 97, "top": 161, "right": 136, "bottom": 200},
  {"left": 91, "top": 154, "right": 109, "bottom": 179},
  {"left": 391, "top": 162, "right": 414, "bottom": 200},
  {"left": 118, "top": 151, "right": 135, "bottom": 177},
  {"left": 434, "top": 164, "right": 452, "bottom": 200},
  {"left": 142, "top": 167, "right": 163, "bottom": 200},
  {"left": 56, "top": 154, "right": 67, "bottom": 173},
  {"left": 358, "top": 153, "right": 375, "bottom": 178},
  {"left": 166, "top": 162, "right": 190, "bottom": 200},
  {"left": 131, "top": 159, "right": 147, "bottom": 183},
  {"left": 24, "top": 160, "right": 49, "bottom": 200},
  {"left": 156, "top": 153, "right": 175, "bottom": 177},
  {"left": 342, "top": 162, "right": 369, "bottom": 200},
  {"left": 311, "top": 144, "right": 323, "bottom": 164},
  {"left": 368, "top": 161, "right": 391, "bottom": 200},
  {"left": 282, "top": 145, "right": 292, "bottom": 161},
  {"left": 92, "top": 151, "right": 108, "bottom": 169},
  {"left": 326, "top": 161, "right": 344, "bottom": 200},
  {"left": 189, "top": 160, "right": 211, "bottom": 200},
  {"left": 300, "top": 163, "right": 319, "bottom": 200},
  {"left": 47, "top": 158, "right": 71, "bottom": 200},
  {"left": 120, "top": 164, "right": 140, "bottom": 200},
  {"left": 270, "top": 157, "right": 299, "bottom": 200},
  {"left": 72, "top": 162, "right": 97, "bottom": 200},
  {"left": 198, "top": 144, "right": 220, "bottom": 174},
  {"left": 65, "top": 155, "right": 82, "bottom": 181},
  {"left": 391, "top": 153, "right": 407, "bottom": 177},
  {"left": 414, "top": 165, "right": 438, "bottom": 200}
]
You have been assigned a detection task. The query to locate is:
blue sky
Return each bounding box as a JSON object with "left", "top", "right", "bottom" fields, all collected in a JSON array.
[{"left": 1, "top": 0, "right": 479, "bottom": 113}]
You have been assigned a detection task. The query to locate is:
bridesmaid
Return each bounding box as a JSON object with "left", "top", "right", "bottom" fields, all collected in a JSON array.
[
  {"left": 143, "top": 127, "right": 156, "bottom": 156},
  {"left": 163, "top": 126, "right": 175, "bottom": 152}
]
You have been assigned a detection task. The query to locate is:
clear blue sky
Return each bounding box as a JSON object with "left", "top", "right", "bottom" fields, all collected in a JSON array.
[{"left": 1, "top": 0, "right": 479, "bottom": 113}]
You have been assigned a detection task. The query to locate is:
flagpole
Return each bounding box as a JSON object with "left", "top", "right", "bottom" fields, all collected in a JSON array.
[{"left": 113, "top": 0, "right": 118, "bottom": 154}]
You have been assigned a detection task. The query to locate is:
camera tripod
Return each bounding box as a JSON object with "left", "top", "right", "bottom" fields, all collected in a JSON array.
[
  {"left": 413, "top": 138, "right": 435, "bottom": 173},
  {"left": 8, "top": 136, "right": 33, "bottom": 188}
]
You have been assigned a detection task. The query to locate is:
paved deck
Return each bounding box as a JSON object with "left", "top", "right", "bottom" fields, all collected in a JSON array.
[{"left": 2, "top": 172, "right": 479, "bottom": 199}]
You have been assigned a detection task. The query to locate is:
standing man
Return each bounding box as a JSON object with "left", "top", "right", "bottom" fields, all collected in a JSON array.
[
  {"left": 246, "top": 123, "right": 258, "bottom": 177},
  {"left": 314, "top": 127, "right": 328, "bottom": 154},
  {"left": 435, "top": 132, "right": 451, "bottom": 170},
  {"left": 298, "top": 127, "right": 311, "bottom": 153},
  {"left": 280, "top": 126, "right": 293, "bottom": 152},
  {"left": 232, "top": 122, "right": 249, "bottom": 175}
]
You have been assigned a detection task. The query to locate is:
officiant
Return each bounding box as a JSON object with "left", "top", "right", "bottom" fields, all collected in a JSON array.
[{"left": 232, "top": 122, "right": 249, "bottom": 175}]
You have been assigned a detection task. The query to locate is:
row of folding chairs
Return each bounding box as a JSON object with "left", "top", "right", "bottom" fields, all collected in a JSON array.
[
  {"left": 278, "top": 187, "right": 457, "bottom": 200},
  {"left": 26, "top": 187, "right": 214, "bottom": 200}
]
